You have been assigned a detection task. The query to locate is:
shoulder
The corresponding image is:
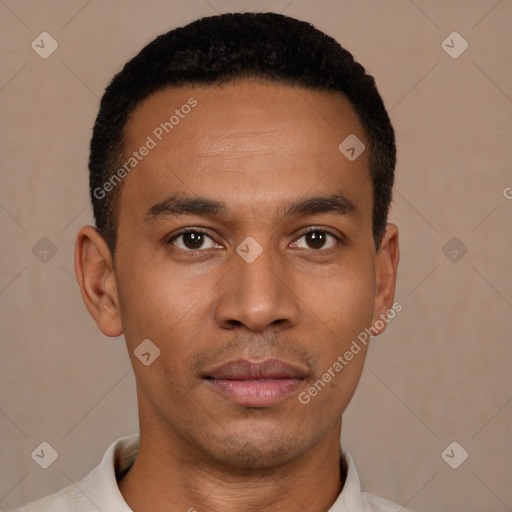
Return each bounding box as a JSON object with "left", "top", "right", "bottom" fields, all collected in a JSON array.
[
  {"left": 6, "top": 434, "right": 139, "bottom": 512},
  {"left": 361, "top": 491, "right": 418, "bottom": 512},
  {"left": 7, "top": 485, "right": 90, "bottom": 512},
  {"left": 337, "top": 447, "right": 419, "bottom": 512}
]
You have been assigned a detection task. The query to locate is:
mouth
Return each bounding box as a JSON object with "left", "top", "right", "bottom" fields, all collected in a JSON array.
[{"left": 203, "top": 358, "right": 308, "bottom": 407}]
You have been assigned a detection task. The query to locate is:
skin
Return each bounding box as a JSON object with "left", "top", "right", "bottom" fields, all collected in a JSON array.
[{"left": 75, "top": 79, "right": 399, "bottom": 512}]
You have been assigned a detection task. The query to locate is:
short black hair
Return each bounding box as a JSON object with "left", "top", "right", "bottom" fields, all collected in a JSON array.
[{"left": 89, "top": 12, "right": 396, "bottom": 256}]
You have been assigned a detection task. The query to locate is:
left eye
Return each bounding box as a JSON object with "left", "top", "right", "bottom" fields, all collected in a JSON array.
[
  {"left": 291, "top": 230, "right": 338, "bottom": 250},
  {"left": 169, "top": 231, "right": 219, "bottom": 250}
]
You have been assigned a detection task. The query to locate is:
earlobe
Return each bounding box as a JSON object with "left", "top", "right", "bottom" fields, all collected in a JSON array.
[
  {"left": 372, "top": 223, "right": 400, "bottom": 335},
  {"left": 74, "top": 226, "right": 123, "bottom": 337}
]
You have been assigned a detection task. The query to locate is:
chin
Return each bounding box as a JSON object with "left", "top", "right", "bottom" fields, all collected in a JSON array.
[{"left": 197, "top": 429, "right": 311, "bottom": 471}]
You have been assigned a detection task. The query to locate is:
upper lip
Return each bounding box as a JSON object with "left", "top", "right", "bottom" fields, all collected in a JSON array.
[{"left": 204, "top": 358, "right": 308, "bottom": 380}]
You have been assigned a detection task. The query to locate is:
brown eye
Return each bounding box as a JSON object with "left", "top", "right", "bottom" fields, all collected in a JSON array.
[
  {"left": 182, "top": 232, "right": 205, "bottom": 249},
  {"left": 291, "top": 230, "right": 338, "bottom": 250},
  {"left": 169, "top": 230, "right": 218, "bottom": 251},
  {"left": 305, "top": 231, "right": 327, "bottom": 249}
]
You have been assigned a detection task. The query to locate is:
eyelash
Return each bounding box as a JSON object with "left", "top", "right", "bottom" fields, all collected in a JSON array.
[{"left": 167, "top": 227, "right": 343, "bottom": 254}]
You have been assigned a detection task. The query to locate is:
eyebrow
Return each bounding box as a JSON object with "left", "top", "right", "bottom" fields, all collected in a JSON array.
[{"left": 144, "top": 193, "right": 358, "bottom": 223}]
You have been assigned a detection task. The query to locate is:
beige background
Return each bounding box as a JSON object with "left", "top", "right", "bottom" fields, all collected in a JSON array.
[{"left": 1, "top": 1, "right": 511, "bottom": 511}]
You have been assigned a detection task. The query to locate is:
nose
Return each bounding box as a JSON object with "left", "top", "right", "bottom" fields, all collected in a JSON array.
[{"left": 213, "top": 245, "right": 300, "bottom": 333}]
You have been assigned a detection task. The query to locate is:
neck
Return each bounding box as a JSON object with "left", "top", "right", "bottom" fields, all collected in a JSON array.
[{"left": 118, "top": 422, "right": 344, "bottom": 512}]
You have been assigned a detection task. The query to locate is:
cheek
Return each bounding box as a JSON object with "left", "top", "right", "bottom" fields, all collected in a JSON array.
[
  {"left": 115, "top": 261, "right": 201, "bottom": 402},
  {"left": 114, "top": 255, "right": 175, "bottom": 342},
  {"left": 298, "top": 266, "right": 374, "bottom": 415},
  {"left": 114, "top": 248, "right": 218, "bottom": 361},
  {"left": 304, "top": 256, "right": 376, "bottom": 337}
]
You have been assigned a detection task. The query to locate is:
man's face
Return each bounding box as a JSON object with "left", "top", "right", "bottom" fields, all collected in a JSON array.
[{"left": 96, "top": 80, "right": 396, "bottom": 468}]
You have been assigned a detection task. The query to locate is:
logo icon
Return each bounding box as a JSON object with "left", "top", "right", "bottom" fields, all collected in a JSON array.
[
  {"left": 236, "top": 236, "right": 263, "bottom": 264},
  {"left": 31, "top": 32, "right": 59, "bottom": 59},
  {"left": 338, "top": 134, "right": 365, "bottom": 161},
  {"left": 32, "top": 237, "right": 58, "bottom": 263},
  {"left": 31, "top": 441, "right": 59, "bottom": 469},
  {"left": 441, "top": 237, "right": 468, "bottom": 263},
  {"left": 441, "top": 32, "right": 468, "bottom": 59},
  {"left": 134, "top": 339, "right": 161, "bottom": 366},
  {"left": 441, "top": 441, "right": 468, "bottom": 469}
]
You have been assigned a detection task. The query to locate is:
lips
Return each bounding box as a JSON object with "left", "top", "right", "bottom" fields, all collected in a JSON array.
[{"left": 203, "top": 358, "right": 307, "bottom": 407}]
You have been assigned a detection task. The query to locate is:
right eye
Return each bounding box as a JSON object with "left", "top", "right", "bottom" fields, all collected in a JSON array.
[{"left": 167, "top": 229, "right": 222, "bottom": 251}]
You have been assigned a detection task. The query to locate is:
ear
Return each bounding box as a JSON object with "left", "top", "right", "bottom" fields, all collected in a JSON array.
[
  {"left": 371, "top": 223, "right": 400, "bottom": 335},
  {"left": 74, "top": 225, "right": 123, "bottom": 337}
]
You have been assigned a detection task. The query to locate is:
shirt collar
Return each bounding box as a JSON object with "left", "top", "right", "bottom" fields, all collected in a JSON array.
[{"left": 92, "top": 434, "right": 366, "bottom": 512}]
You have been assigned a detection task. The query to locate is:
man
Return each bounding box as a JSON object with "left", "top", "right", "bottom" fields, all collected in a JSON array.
[{"left": 12, "top": 11, "right": 410, "bottom": 512}]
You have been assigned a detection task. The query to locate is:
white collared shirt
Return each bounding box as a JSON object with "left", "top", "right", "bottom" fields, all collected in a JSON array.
[{"left": 9, "top": 434, "right": 417, "bottom": 512}]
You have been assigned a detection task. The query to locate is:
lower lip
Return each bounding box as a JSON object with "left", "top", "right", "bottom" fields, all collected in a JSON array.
[{"left": 206, "top": 378, "right": 303, "bottom": 407}]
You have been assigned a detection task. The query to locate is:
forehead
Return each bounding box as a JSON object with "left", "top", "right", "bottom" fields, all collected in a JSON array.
[
  {"left": 118, "top": 80, "right": 371, "bottom": 220},
  {"left": 124, "top": 79, "right": 365, "bottom": 153}
]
